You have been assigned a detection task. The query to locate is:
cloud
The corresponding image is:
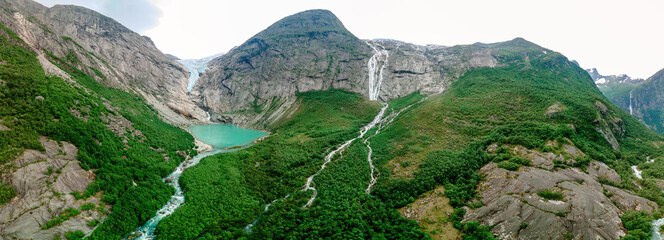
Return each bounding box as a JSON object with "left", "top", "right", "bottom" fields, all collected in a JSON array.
[{"left": 35, "top": 0, "right": 161, "bottom": 33}]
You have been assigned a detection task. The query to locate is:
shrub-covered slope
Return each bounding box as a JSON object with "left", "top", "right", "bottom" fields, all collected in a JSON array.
[
  {"left": 370, "top": 46, "right": 664, "bottom": 239},
  {"left": 0, "top": 22, "right": 196, "bottom": 239}
]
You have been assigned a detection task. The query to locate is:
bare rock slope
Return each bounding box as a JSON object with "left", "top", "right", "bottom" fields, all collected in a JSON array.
[
  {"left": 192, "top": 10, "right": 545, "bottom": 129},
  {"left": 464, "top": 143, "right": 657, "bottom": 240},
  {"left": 0, "top": 0, "right": 206, "bottom": 125},
  {"left": 0, "top": 137, "right": 108, "bottom": 239}
]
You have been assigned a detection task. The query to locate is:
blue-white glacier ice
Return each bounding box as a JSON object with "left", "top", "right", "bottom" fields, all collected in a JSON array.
[{"left": 177, "top": 53, "right": 223, "bottom": 92}]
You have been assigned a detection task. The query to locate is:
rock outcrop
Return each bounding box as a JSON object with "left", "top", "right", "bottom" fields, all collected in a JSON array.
[
  {"left": 463, "top": 144, "right": 656, "bottom": 240},
  {"left": 0, "top": 0, "right": 206, "bottom": 125},
  {"left": 192, "top": 10, "right": 544, "bottom": 128},
  {"left": 0, "top": 137, "right": 108, "bottom": 239},
  {"left": 593, "top": 101, "right": 625, "bottom": 151}
]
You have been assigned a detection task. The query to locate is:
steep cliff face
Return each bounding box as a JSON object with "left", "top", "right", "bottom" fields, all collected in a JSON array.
[
  {"left": 628, "top": 68, "right": 664, "bottom": 134},
  {"left": 191, "top": 10, "right": 371, "bottom": 128},
  {"left": 192, "top": 10, "right": 546, "bottom": 129},
  {"left": 592, "top": 66, "right": 664, "bottom": 135},
  {"left": 0, "top": 0, "right": 206, "bottom": 125},
  {"left": 586, "top": 68, "right": 644, "bottom": 112},
  {"left": 0, "top": 1, "right": 201, "bottom": 238}
]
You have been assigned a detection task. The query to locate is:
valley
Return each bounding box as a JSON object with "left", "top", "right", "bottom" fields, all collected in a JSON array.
[{"left": 0, "top": 1, "right": 663, "bottom": 240}]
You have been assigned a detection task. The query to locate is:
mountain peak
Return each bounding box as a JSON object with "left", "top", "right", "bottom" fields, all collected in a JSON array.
[
  {"left": 491, "top": 37, "right": 546, "bottom": 51},
  {"left": 255, "top": 9, "right": 351, "bottom": 38}
]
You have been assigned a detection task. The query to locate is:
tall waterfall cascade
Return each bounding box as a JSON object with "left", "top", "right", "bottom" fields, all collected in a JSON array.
[{"left": 366, "top": 41, "right": 389, "bottom": 101}]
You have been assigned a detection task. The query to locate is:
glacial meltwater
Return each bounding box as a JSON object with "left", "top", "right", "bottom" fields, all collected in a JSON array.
[
  {"left": 189, "top": 124, "right": 267, "bottom": 149},
  {"left": 129, "top": 124, "right": 266, "bottom": 240}
]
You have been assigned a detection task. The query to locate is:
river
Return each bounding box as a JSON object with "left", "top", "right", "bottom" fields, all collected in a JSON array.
[{"left": 128, "top": 124, "right": 266, "bottom": 239}]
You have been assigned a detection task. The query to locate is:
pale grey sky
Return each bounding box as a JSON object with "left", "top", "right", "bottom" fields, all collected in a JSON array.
[{"left": 36, "top": 0, "right": 663, "bottom": 79}]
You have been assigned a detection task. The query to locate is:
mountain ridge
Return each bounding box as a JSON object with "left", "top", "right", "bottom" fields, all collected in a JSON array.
[
  {"left": 1, "top": 4, "right": 663, "bottom": 240},
  {"left": 193, "top": 9, "right": 552, "bottom": 129},
  {"left": 0, "top": 0, "right": 206, "bottom": 125}
]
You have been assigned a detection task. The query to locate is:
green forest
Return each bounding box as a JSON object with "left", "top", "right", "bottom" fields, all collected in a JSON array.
[
  {"left": 0, "top": 23, "right": 195, "bottom": 239},
  {"left": 152, "top": 43, "right": 664, "bottom": 239},
  {"left": 2, "top": 15, "right": 664, "bottom": 240}
]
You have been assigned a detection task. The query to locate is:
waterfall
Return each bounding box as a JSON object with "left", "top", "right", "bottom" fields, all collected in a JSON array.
[
  {"left": 366, "top": 41, "right": 389, "bottom": 101},
  {"left": 629, "top": 89, "right": 634, "bottom": 115},
  {"left": 206, "top": 111, "right": 211, "bottom": 121}
]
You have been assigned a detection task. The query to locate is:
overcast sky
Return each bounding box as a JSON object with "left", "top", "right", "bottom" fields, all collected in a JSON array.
[{"left": 35, "top": 0, "right": 663, "bottom": 79}]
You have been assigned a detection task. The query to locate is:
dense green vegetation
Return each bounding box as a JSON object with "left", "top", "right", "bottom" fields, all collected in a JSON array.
[
  {"left": 0, "top": 183, "right": 15, "bottom": 204},
  {"left": 620, "top": 211, "right": 654, "bottom": 240},
  {"left": 155, "top": 90, "right": 429, "bottom": 239},
  {"left": 366, "top": 49, "right": 664, "bottom": 238},
  {"left": 152, "top": 41, "right": 664, "bottom": 239},
  {"left": 0, "top": 24, "right": 195, "bottom": 239},
  {"left": 44, "top": 208, "right": 80, "bottom": 229},
  {"left": 537, "top": 190, "right": 564, "bottom": 201}
]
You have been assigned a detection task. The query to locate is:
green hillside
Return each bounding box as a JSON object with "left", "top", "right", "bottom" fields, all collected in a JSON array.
[
  {"left": 148, "top": 38, "right": 664, "bottom": 239},
  {"left": 0, "top": 23, "right": 196, "bottom": 239}
]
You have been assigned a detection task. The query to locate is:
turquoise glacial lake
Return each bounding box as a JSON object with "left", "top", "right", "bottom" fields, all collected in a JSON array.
[{"left": 188, "top": 124, "right": 267, "bottom": 149}]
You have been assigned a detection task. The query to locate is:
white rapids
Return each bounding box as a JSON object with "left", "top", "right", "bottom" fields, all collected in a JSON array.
[
  {"left": 243, "top": 193, "right": 290, "bottom": 233},
  {"left": 632, "top": 165, "right": 643, "bottom": 179},
  {"left": 129, "top": 149, "right": 223, "bottom": 239},
  {"left": 366, "top": 40, "right": 389, "bottom": 101},
  {"left": 653, "top": 217, "right": 664, "bottom": 240},
  {"left": 630, "top": 157, "right": 664, "bottom": 240},
  {"left": 129, "top": 145, "right": 250, "bottom": 239},
  {"left": 301, "top": 98, "right": 426, "bottom": 206}
]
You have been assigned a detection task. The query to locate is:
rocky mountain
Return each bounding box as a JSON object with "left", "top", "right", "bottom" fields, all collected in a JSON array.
[
  {"left": 1, "top": 3, "right": 663, "bottom": 239},
  {"left": 587, "top": 66, "right": 664, "bottom": 135},
  {"left": 0, "top": 0, "right": 204, "bottom": 239},
  {"left": 586, "top": 68, "right": 644, "bottom": 107},
  {"left": 193, "top": 10, "right": 545, "bottom": 129},
  {"left": 180, "top": 9, "right": 664, "bottom": 240},
  {"left": 586, "top": 68, "right": 643, "bottom": 86},
  {"left": 625, "top": 68, "right": 664, "bottom": 134},
  {"left": 0, "top": 0, "right": 206, "bottom": 125}
]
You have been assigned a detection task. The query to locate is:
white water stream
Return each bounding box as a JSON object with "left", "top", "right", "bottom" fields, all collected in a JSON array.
[
  {"left": 630, "top": 157, "right": 664, "bottom": 239},
  {"left": 629, "top": 89, "right": 634, "bottom": 115},
  {"left": 301, "top": 105, "right": 389, "bottom": 207},
  {"left": 632, "top": 165, "right": 643, "bottom": 180},
  {"left": 130, "top": 148, "right": 224, "bottom": 239}
]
